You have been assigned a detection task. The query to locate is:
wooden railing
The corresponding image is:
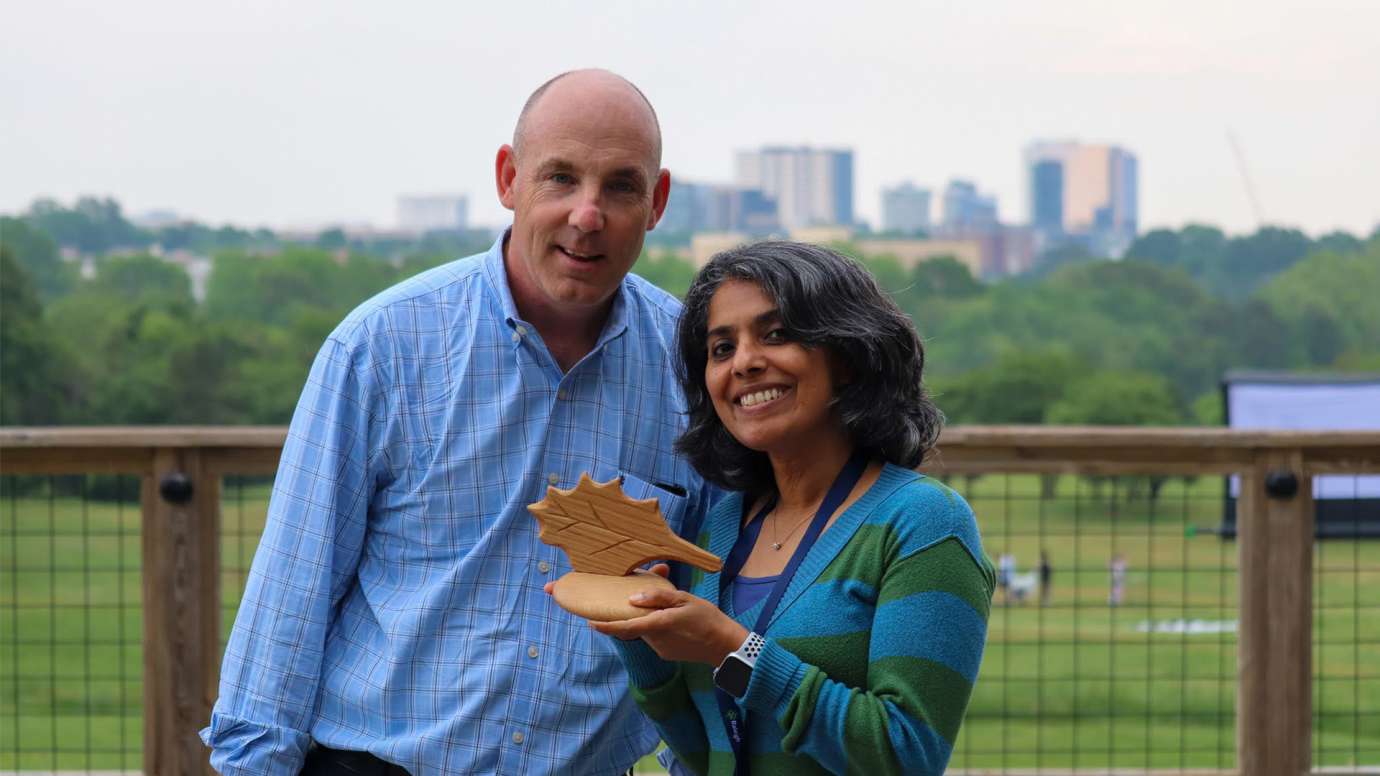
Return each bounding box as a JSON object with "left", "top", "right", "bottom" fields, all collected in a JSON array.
[{"left": 3, "top": 425, "right": 1379, "bottom": 776}]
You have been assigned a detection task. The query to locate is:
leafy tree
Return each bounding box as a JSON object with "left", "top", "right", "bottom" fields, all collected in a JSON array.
[
  {"left": 1046, "top": 370, "right": 1185, "bottom": 504},
  {"left": 935, "top": 348, "right": 1088, "bottom": 425},
  {"left": 633, "top": 250, "right": 698, "bottom": 299},
  {"left": 0, "top": 248, "right": 78, "bottom": 424},
  {"left": 1125, "top": 228, "right": 1181, "bottom": 266},
  {"left": 1314, "top": 230, "right": 1362, "bottom": 256},
  {"left": 315, "top": 228, "right": 348, "bottom": 251},
  {"left": 1045, "top": 370, "right": 1182, "bottom": 426},
  {"left": 93, "top": 253, "right": 195, "bottom": 306},
  {"left": 1025, "top": 240, "right": 1098, "bottom": 280},
  {"left": 0, "top": 216, "right": 73, "bottom": 300},
  {"left": 907, "top": 256, "right": 983, "bottom": 300},
  {"left": 205, "top": 247, "right": 397, "bottom": 329},
  {"left": 1215, "top": 226, "right": 1312, "bottom": 298},
  {"left": 1256, "top": 241, "right": 1380, "bottom": 365},
  {"left": 1190, "top": 391, "right": 1224, "bottom": 426},
  {"left": 25, "top": 196, "right": 150, "bottom": 254}
]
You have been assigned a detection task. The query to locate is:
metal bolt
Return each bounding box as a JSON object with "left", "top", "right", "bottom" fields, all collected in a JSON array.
[
  {"left": 1264, "top": 470, "right": 1298, "bottom": 500},
  {"left": 159, "top": 473, "right": 194, "bottom": 504}
]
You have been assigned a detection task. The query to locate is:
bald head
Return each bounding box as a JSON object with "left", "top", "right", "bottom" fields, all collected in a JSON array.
[{"left": 512, "top": 69, "right": 663, "bottom": 167}]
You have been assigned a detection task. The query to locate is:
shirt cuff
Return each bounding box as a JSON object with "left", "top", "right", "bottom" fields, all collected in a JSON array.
[
  {"left": 200, "top": 711, "right": 311, "bottom": 775},
  {"left": 610, "top": 637, "right": 679, "bottom": 689},
  {"left": 742, "top": 637, "right": 808, "bottom": 717}
]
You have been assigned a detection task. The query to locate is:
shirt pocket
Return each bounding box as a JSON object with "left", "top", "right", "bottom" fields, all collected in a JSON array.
[{"left": 617, "top": 471, "right": 690, "bottom": 543}]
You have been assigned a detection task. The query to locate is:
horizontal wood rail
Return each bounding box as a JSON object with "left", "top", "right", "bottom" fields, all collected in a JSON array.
[
  {"left": 5, "top": 425, "right": 1379, "bottom": 475},
  {"left": 3, "top": 425, "right": 1379, "bottom": 776}
]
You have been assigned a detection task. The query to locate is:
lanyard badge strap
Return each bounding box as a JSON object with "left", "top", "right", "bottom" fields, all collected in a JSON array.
[{"left": 714, "top": 453, "right": 867, "bottom": 776}]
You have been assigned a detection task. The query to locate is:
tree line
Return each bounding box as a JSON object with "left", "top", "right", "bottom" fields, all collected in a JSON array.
[{"left": 3, "top": 197, "right": 1378, "bottom": 433}]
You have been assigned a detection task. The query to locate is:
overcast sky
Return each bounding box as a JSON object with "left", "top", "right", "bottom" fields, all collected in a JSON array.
[{"left": 4, "top": 0, "right": 1377, "bottom": 236}]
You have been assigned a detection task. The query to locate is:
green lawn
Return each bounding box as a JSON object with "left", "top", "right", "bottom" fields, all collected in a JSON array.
[{"left": 2, "top": 474, "right": 1377, "bottom": 770}]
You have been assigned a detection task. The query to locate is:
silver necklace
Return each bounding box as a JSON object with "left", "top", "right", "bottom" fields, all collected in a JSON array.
[{"left": 770, "top": 509, "right": 816, "bottom": 551}]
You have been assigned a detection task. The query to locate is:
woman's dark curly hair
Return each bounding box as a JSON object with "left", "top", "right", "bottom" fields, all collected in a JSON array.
[{"left": 675, "top": 240, "right": 943, "bottom": 495}]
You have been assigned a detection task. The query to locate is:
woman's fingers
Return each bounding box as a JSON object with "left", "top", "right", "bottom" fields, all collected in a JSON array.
[
  {"left": 648, "top": 563, "right": 671, "bottom": 579},
  {"left": 629, "top": 587, "right": 683, "bottom": 608},
  {"left": 592, "top": 610, "right": 664, "bottom": 639}
]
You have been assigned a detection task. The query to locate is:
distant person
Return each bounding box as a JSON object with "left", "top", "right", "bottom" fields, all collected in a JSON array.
[
  {"left": 1109, "top": 552, "right": 1128, "bottom": 606},
  {"left": 202, "top": 69, "right": 717, "bottom": 775},
  {"left": 1039, "top": 550, "right": 1053, "bottom": 606},
  {"left": 998, "top": 551, "right": 1016, "bottom": 605},
  {"left": 563, "top": 242, "right": 995, "bottom": 775}
]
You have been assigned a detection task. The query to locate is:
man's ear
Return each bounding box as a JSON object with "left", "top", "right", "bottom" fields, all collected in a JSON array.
[
  {"left": 646, "top": 169, "right": 671, "bottom": 230},
  {"left": 496, "top": 145, "right": 518, "bottom": 211}
]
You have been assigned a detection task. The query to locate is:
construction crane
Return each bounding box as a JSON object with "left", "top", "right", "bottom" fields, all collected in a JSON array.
[{"left": 1227, "top": 129, "right": 1266, "bottom": 228}]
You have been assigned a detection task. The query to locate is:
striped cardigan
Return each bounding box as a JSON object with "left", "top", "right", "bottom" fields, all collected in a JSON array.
[{"left": 613, "top": 464, "right": 994, "bottom": 775}]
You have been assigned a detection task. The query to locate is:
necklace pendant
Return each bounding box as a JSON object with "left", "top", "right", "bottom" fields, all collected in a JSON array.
[{"left": 771, "top": 542, "right": 783, "bottom": 551}]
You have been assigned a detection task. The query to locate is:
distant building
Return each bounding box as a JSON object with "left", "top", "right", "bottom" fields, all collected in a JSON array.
[
  {"left": 854, "top": 236, "right": 986, "bottom": 277},
  {"left": 881, "top": 182, "right": 932, "bottom": 234},
  {"left": 942, "top": 180, "right": 999, "bottom": 230},
  {"left": 735, "top": 146, "right": 854, "bottom": 230},
  {"left": 1025, "top": 141, "right": 1138, "bottom": 256},
  {"left": 690, "top": 232, "right": 751, "bottom": 267},
  {"left": 397, "top": 194, "right": 468, "bottom": 233},
  {"left": 132, "top": 209, "right": 184, "bottom": 229},
  {"left": 933, "top": 224, "right": 1037, "bottom": 278},
  {"left": 663, "top": 182, "right": 779, "bottom": 235}
]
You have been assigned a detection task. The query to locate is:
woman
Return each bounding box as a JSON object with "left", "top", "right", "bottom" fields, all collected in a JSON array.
[{"left": 582, "top": 242, "right": 993, "bottom": 775}]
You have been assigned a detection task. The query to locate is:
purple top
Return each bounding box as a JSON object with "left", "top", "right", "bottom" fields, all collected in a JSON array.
[{"left": 733, "top": 573, "right": 782, "bottom": 615}]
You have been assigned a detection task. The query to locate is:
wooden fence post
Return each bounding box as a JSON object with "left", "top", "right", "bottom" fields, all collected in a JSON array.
[
  {"left": 1237, "top": 449, "right": 1313, "bottom": 775},
  {"left": 141, "top": 447, "right": 221, "bottom": 775}
]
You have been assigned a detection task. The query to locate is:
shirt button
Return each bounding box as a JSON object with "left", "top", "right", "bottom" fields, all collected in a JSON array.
[
  {"left": 510, "top": 331, "right": 521, "bottom": 343},
  {"left": 512, "top": 731, "right": 524, "bottom": 745},
  {"left": 547, "top": 472, "right": 559, "bottom": 485},
  {"left": 528, "top": 645, "right": 539, "bottom": 659},
  {"left": 515, "top": 325, "right": 528, "bottom": 336},
  {"left": 557, "top": 388, "right": 568, "bottom": 400},
  {"left": 538, "top": 561, "right": 551, "bottom": 573}
]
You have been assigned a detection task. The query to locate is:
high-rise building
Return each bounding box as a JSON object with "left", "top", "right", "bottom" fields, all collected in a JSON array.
[
  {"left": 1025, "top": 141, "right": 1138, "bottom": 256},
  {"left": 662, "top": 182, "right": 779, "bottom": 235},
  {"left": 942, "top": 180, "right": 998, "bottom": 229},
  {"left": 881, "top": 182, "right": 932, "bottom": 234},
  {"left": 397, "top": 194, "right": 468, "bottom": 233},
  {"left": 735, "top": 146, "right": 854, "bottom": 229}
]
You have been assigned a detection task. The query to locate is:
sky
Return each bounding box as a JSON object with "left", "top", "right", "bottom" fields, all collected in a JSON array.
[{"left": 3, "top": 0, "right": 1378, "bottom": 237}]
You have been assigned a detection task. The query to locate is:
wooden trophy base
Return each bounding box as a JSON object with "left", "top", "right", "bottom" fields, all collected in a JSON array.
[{"left": 551, "top": 569, "right": 675, "bottom": 622}]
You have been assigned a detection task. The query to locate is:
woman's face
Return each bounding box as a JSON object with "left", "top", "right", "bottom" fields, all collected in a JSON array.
[{"left": 703, "top": 279, "right": 845, "bottom": 456}]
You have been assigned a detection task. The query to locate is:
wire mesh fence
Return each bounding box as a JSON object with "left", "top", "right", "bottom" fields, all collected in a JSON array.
[
  {"left": 1, "top": 452, "right": 1377, "bottom": 773},
  {"left": 946, "top": 472, "right": 1241, "bottom": 770},
  {"left": 1312, "top": 485, "right": 1380, "bottom": 766},
  {"left": 0, "top": 475, "right": 144, "bottom": 772}
]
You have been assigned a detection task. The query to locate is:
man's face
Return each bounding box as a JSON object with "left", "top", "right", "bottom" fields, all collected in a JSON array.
[{"left": 496, "top": 87, "right": 668, "bottom": 316}]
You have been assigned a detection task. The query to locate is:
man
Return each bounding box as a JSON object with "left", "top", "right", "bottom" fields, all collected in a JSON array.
[{"left": 202, "top": 69, "right": 715, "bottom": 775}]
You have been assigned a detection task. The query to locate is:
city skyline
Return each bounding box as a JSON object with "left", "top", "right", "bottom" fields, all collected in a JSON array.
[{"left": 3, "top": 0, "right": 1377, "bottom": 236}]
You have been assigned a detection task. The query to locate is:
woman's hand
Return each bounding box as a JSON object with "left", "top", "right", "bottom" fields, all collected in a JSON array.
[{"left": 591, "top": 565, "right": 749, "bottom": 666}]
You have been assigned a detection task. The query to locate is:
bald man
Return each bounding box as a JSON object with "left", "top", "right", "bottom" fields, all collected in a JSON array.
[{"left": 203, "top": 70, "right": 716, "bottom": 776}]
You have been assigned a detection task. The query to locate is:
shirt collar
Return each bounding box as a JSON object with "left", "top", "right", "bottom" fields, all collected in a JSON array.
[{"left": 481, "top": 227, "right": 631, "bottom": 348}]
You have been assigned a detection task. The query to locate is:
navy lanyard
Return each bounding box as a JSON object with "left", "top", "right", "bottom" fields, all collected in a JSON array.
[{"left": 714, "top": 453, "right": 867, "bottom": 776}]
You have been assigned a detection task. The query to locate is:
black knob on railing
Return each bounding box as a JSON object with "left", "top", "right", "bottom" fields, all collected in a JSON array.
[
  {"left": 1265, "top": 470, "right": 1299, "bottom": 500},
  {"left": 159, "top": 472, "right": 194, "bottom": 504}
]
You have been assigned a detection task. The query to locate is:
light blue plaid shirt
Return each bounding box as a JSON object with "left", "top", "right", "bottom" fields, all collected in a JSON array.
[{"left": 203, "top": 233, "right": 715, "bottom": 775}]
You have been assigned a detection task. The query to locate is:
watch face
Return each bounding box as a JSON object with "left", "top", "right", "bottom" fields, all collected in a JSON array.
[{"left": 714, "top": 656, "right": 752, "bottom": 697}]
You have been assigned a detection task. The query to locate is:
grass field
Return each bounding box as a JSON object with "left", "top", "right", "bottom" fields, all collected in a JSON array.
[{"left": 2, "top": 473, "right": 1376, "bottom": 771}]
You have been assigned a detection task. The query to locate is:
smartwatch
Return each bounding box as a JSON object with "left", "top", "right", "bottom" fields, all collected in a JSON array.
[{"left": 713, "top": 632, "right": 765, "bottom": 698}]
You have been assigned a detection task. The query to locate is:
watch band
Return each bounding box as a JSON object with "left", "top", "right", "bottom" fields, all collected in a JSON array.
[
  {"left": 713, "top": 631, "right": 765, "bottom": 698},
  {"left": 734, "top": 631, "right": 765, "bottom": 667}
]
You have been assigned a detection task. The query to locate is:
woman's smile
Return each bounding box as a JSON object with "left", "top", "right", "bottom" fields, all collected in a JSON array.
[{"left": 735, "top": 385, "right": 791, "bottom": 409}]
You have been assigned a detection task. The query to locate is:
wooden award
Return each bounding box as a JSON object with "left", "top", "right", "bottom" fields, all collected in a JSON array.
[{"left": 528, "top": 474, "right": 722, "bottom": 621}]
